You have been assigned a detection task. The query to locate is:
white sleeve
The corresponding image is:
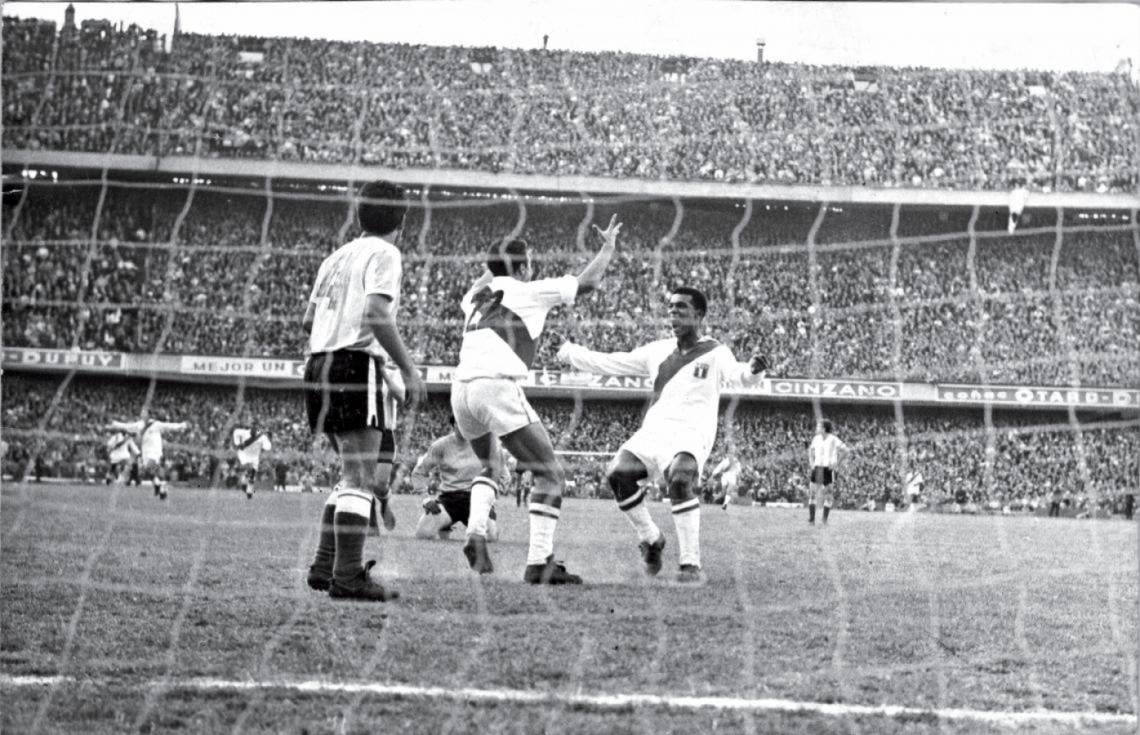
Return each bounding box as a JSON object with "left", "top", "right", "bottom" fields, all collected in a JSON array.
[
  {"left": 717, "top": 346, "right": 764, "bottom": 387},
  {"left": 262, "top": 436, "right": 272, "bottom": 451},
  {"left": 158, "top": 421, "right": 188, "bottom": 432},
  {"left": 558, "top": 342, "right": 651, "bottom": 376},
  {"left": 110, "top": 420, "right": 141, "bottom": 432},
  {"left": 526, "top": 275, "right": 579, "bottom": 309},
  {"left": 363, "top": 246, "right": 401, "bottom": 299}
]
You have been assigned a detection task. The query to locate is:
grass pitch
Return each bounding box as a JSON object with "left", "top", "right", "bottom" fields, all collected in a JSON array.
[{"left": 2, "top": 482, "right": 1137, "bottom": 734}]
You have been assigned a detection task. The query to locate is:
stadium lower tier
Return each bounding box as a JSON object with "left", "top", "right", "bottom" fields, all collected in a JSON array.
[
  {"left": 3, "top": 374, "right": 1136, "bottom": 512},
  {"left": 3, "top": 185, "right": 1138, "bottom": 386}
]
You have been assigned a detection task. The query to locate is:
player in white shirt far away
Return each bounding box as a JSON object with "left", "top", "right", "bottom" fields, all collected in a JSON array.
[
  {"left": 558, "top": 287, "right": 768, "bottom": 583},
  {"left": 233, "top": 425, "right": 272, "bottom": 499},
  {"left": 301, "top": 180, "right": 425, "bottom": 602},
  {"left": 106, "top": 413, "right": 188, "bottom": 499},
  {"left": 104, "top": 430, "right": 139, "bottom": 485},
  {"left": 808, "top": 419, "right": 852, "bottom": 525},
  {"left": 452, "top": 215, "right": 622, "bottom": 584},
  {"left": 709, "top": 450, "right": 743, "bottom": 511}
]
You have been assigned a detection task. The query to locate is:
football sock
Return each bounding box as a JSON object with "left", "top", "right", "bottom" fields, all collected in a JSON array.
[
  {"left": 623, "top": 502, "right": 661, "bottom": 544},
  {"left": 823, "top": 506, "right": 831, "bottom": 523},
  {"left": 671, "top": 497, "right": 701, "bottom": 568},
  {"left": 808, "top": 503, "right": 816, "bottom": 523},
  {"left": 312, "top": 490, "right": 339, "bottom": 573},
  {"left": 527, "top": 492, "right": 561, "bottom": 565},
  {"left": 333, "top": 487, "right": 373, "bottom": 582},
  {"left": 467, "top": 477, "right": 498, "bottom": 537},
  {"left": 611, "top": 471, "right": 659, "bottom": 543}
]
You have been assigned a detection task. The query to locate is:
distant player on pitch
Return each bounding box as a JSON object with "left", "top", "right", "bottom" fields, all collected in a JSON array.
[
  {"left": 107, "top": 413, "right": 188, "bottom": 499},
  {"left": 232, "top": 425, "right": 272, "bottom": 499},
  {"left": 452, "top": 215, "right": 621, "bottom": 584},
  {"left": 558, "top": 287, "right": 767, "bottom": 582},
  {"left": 808, "top": 419, "right": 851, "bottom": 525},
  {"left": 104, "top": 429, "right": 139, "bottom": 485},
  {"left": 301, "top": 179, "right": 425, "bottom": 602},
  {"left": 411, "top": 415, "right": 509, "bottom": 542},
  {"left": 708, "top": 449, "right": 743, "bottom": 511}
]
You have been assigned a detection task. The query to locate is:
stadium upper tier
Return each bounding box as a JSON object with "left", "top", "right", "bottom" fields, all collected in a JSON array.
[
  {"left": 2, "top": 374, "right": 1136, "bottom": 509},
  {"left": 2, "top": 16, "right": 1137, "bottom": 192},
  {"left": 2, "top": 182, "right": 1137, "bottom": 386}
]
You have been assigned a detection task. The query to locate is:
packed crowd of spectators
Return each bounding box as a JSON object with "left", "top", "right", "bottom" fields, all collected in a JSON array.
[
  {"left": 3, "top": 374, "right": 1135, "bottom": 514},
  {"left": 3, "top": 16, "right": 1137, "bottom": 191},
  {"left": 4, "top": 185, "right": 1137, "bottom": 386}
]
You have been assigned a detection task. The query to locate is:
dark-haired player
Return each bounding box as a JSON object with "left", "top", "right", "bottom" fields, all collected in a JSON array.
[
  {"left": 107, "top": 413, "right": 188, "bottom": 499},
  {"left": 808, "top": 419, "right": 851, "bottom": 525},
  {"left": 302, "top": 179, "right": 425, "bottom": 602},
  {"left": 451, "top": 215, "right": 622, "bottom": 583},
  {"left": 558, "top": 287, "right": 767, "bottom": 583}
]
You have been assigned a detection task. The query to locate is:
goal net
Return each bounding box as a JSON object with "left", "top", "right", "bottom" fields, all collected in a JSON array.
[{"left": 2, "top": 10, "right": 1139, "bottom": 734}]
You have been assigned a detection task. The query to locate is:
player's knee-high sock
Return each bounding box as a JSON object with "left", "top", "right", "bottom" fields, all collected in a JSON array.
[
  {"left": 808, "top": 503, "right": 816, "bottom": 523},
  {"left": 670, "top": 495, "right": 701, "bottom": 568},
  {"left": 333, "top": 487, "right": 373, "bottom": 582},
  {"left": 311, "top": 488, "right": 339, "bottom": 573},
  {"left": 822, "top": 506, "right": 830, "bottom": 524},
  {"left": 609, "top": 471, "right": 660, "bottom": 544},
  {"left": 527, "top": 488, "right": 562, "bottom": 566},
  {"left": 467, "top": 477, "right": 497, "bottom": 537}
]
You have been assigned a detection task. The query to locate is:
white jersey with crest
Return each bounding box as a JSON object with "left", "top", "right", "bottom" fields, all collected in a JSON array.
[
  {"left": 105, "top": 432, "right": 139, "bottom": 464},
  {"left": 233, "top": 429, "right": 272, "bottom": 468},
  {"left": 455, "top": 275, "right": 579, "bottom": 381},
  {"left": 109, "top": 419, "right": 188, "bottom": 463},
  {"left": 559, "top": 337, "right": 762, "bottom": 478},
  {"left": 307, "top": 234, "right": 401, "bottom": 359}
]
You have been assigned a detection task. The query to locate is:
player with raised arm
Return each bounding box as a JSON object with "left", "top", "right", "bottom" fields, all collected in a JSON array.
[
  {"left": 808, "top": 419, "right": 851, "bottom": 525},
  {"left": 411, "top": 415, "right": 508, "bottom": 542},
  {"left": 106, "top": 413, "right": 188, "bottom": 500},
  {"left": 104, "top": 429, "right": 139, "bottom": 485},
  {"left": 232, "top": 424, "right": 272, "bottom": 499},
  {"left": 557, "top": 287, "right": 767, "bottom": 583},
  {"left": 452, "top": 215, "right": 622, "bottom": 583},
  {"left": 709, "top": 449, "right": 743, "bottom": 511},
  {"left": 301, "top": 179, "right": 425, "bottom": 602}
]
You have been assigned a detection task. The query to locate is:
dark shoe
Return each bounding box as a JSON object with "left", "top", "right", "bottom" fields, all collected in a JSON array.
[
  {"left": 638, "top": 535, "right": 666, "bottom": 576},
  {"left": 523, "top": 555, "right": 582, "bottom": 585},
  {"left": 307, "top": 563, "right": 332, "bottom": 591},
  {"left": 676, "top": 564, "right": 703, "bottom": 583},
  {"left": 463, "top": 534, "right": 494, "bottom": 574},
  {"left": 328, "top": 561, "right": 398, "bottom": 601}
]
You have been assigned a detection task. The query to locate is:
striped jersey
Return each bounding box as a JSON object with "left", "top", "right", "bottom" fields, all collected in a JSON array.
[{"left": 810, "top": 433, "right": 848, "bottom": 468}]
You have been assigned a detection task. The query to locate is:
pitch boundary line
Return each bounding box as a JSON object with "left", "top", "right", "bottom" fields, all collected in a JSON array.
[{"left": 3, "top": 674, "right": 1135, "bottom": 727}]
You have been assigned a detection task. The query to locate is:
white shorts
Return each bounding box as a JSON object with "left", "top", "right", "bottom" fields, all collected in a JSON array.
[
  {"left": 450, "top": 378, "right": 540, "bottom": 440},
  {"left": 140, "top": 451, "right": 162, "bottom": 468},
  {"left": 108, "top": 450, "right": 133, "bottom": 465},
  {"left": 620, "top": 425, "right": 709, "bottom": 485}
]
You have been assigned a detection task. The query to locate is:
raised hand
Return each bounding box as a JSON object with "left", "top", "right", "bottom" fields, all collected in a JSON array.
[
  {"left": 749, "top": 354, "right": 769, "bottom": 375},
  {"left": 592, "top": 214, "right": 622, "bottom": 247}
]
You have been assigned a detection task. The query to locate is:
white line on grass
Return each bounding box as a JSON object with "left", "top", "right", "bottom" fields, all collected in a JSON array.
[{"left": 2, "top": 674, "right": 1135, "bottom": 728}]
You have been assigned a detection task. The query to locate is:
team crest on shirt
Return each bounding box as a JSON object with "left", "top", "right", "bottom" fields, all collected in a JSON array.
[{"left": 693, "top": 362, "right": 710, "bottom": 379}]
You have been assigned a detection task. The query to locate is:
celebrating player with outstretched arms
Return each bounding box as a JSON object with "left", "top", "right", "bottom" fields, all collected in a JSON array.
[
  {"left": 451, "top": 214, "right": 621, "bottom": 584},
  {"left": 106, "top": 414, "right": 188, "bottom": 499},
  {"left": 557, "top": 287, "right": 767, "bottom": 583}
]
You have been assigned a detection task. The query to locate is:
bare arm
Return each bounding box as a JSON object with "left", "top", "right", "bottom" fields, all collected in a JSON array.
[
  {"left": 364, "top": 294, "right": 425, "bottom": 406},
  {"left": 575, "top": 215, "right": 622, "bottom": 297},
  {"left": 557, "top": 342, "right": 650, "bottom": 376}
]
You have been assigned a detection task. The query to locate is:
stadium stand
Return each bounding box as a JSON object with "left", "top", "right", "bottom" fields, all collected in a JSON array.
[{"left": 3, "top": 19, "right": 1137, "bottom": 191}]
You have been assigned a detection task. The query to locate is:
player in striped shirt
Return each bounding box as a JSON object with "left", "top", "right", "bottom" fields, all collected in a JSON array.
[
  {"left": 106, "top": 414, "right": 188, "bottom": 500},
  {"left": 808, "top": 419, "right": 851, "bottom": 525},
  {"left": 558, "top": 287, "right": 767, "bottom": 583},
  {"left": 233, "top": 425, "right": 272, "bottom": 499}
]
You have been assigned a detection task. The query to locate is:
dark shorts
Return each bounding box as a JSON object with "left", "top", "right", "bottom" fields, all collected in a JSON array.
[
  {"left": 439, "top": 491, "right": 497, "bottom": 530},
  {"left": 810, "top": 466, "right": 834, "bottom": 486},
  {"left": 378, "top": 429, "right": 396, "bottom": 465},
  {"left": 305, "top": 351, "right": 385, "bottom": 435}
]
